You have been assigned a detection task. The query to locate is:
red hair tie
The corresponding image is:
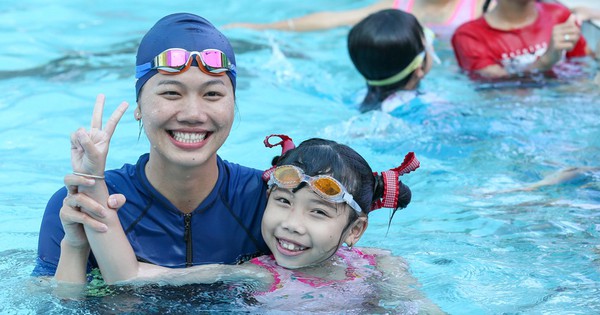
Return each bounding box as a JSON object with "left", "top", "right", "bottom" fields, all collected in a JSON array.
[
  {"left": 371, "top": 152, "right": 420, "bottom": 210},
  {"left": 262, "top": 134, "right": 296, "bottom": 182}
]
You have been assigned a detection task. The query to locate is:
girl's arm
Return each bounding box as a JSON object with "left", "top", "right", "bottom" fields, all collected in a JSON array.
[
  {"left": 363, "top": 248, "right": 447, "bottom": 314},
  {"left": 223, "top": 0, "right": 392, "bottom": 32}
]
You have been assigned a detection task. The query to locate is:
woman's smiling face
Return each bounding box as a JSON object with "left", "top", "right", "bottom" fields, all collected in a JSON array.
[{"left": 137, "top": 66, "right": 234, "bottom": 169}]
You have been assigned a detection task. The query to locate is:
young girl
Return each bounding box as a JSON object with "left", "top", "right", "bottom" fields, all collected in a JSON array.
[
  {"left": 348, "top": 9, "right": 437, "bottom": 113},
  {"left": 63, "top": 121, "right": 444, "bottom": 312}
]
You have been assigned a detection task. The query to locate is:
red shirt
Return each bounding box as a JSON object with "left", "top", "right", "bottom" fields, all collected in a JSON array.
[{"left": 452, "top": 2, "right": 588, "bottom": 72}]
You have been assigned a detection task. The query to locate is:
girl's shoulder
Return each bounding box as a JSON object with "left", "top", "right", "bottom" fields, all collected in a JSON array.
[
  {"left": 356, "top": 247, "right": 410, "bottom": 271},
  {"left": 354, "top": 246, "right": 392, "bottom": 256}
]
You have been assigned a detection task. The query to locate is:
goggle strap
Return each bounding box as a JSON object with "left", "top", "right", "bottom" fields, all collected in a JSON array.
[
  {"left": 343, "top": 194, "right": 363, "bottom": 214},
  {"left": 262, "top": 134, "right": 296, "bottom": 182},
  {"left": 366, "top": 53, "right": 425, "bottom": 87},
  {"left": 135, "top": 62, "right": 152, "bottom": 79},
  {"left": 262, "top": 167, "right": 276, "bottom": 182},
  {"left": 227, "top": 66, "right": 237, "bottom": 78},
  {"left": 371, "top": 152, "right": 420, "bottom": 210}
]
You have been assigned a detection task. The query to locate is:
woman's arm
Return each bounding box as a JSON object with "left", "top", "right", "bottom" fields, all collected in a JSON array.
[
  {"left": 126, "top": 261, "right": 272, "bottom": 288},
  {"left": 223, "top": 0, "right": 392, "bottom": 31}
]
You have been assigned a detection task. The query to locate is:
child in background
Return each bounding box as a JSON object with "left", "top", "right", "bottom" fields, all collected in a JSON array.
[
  {"left": 62, "top": 110, "right": 445, "bottom": 312},
  {"left": 348, "top": 9, "right": 438, "bottom": 113},
  {"left": 452, "top": 0, "right": 591, "bottom": 79}
]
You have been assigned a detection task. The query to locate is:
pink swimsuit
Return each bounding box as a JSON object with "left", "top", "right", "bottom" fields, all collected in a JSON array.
[
  {"left": 248, "top": 247, "right": 381, "bottom": 310},
  {"left": 393, "top": 0, "right": 479, "bottom": 38}
]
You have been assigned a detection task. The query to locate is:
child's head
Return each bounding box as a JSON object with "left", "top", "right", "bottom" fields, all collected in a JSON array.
[
  {"left": 348, "top": 9, "right": 433, "bottom": 112},
  {"left": 261, "top": 137, "right": 416, "bottom": 269}
]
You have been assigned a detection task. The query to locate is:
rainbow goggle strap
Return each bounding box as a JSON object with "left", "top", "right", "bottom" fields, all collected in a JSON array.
[
  {"left": 266, "top": 165, "right": 364, "bottom": 214},
  {"left": 366, "top": 27, "right": 439, "bottom": 87},
  {"left": 135, "top": 48, "right": 237, "bottom": 79}
]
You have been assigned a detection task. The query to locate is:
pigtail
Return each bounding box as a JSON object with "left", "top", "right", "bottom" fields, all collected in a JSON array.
[
  {"left": 397, "top": 181, "right": 412, "bottom": 209},
  {"left": 370, "top": 152, "right": 419, "bottom": 233},
  {"left": 371, "top": 152, "right": 419, "bottom": 210},
  {"left": 372, "top": 174, "right": 385, "bottom": 203}
]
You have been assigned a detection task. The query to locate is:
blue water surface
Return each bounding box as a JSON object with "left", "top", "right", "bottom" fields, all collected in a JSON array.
[{"left": 1, "top": 0, "right": 599, "bottom": 314}]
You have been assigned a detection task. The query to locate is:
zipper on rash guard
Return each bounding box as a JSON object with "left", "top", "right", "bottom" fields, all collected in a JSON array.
[{"left": 183, "top": 213, "right": 193, "bottom": 267}]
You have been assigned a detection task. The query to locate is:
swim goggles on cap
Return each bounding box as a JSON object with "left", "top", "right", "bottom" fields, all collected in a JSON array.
[
  {"left": 366, "top": 27, "right": 439, "bottom": 87},
  {"left": 267, "top": 165, "right": 363, "bottom": 214},
  {"left": 135, "top": 48, "right": 236, "bottom": 79}
]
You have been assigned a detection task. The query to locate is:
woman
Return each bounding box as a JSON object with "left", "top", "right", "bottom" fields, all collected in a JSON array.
[
  {"left": 452, "top": 0, "right": 591, "bottom": 79},
  {"left": 33, "top": 13, "right": 270, "bottom": 278}
]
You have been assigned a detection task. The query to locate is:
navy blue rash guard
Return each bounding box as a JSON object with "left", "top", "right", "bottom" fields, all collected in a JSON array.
[{"left": 33, "top": 153, "right": 270, "bottom": 276}]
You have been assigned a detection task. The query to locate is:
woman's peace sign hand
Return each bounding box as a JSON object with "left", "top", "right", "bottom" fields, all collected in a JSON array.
[{"left": 70, "top": 94, "right": 128, "bottom": 176}]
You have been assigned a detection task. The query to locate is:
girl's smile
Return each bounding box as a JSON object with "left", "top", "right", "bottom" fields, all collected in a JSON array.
[{"left": 262, "top": 186, "right": 352, "bottom": 269}]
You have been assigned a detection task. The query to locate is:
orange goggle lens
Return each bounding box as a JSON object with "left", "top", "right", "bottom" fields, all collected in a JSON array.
[{"left": 269, "top": 165, "right": 362, "bottom": 213}]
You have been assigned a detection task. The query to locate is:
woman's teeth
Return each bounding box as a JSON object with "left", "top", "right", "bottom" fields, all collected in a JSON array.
[{"left": 172, "top": 131, "right": 206, "bottom": 143}]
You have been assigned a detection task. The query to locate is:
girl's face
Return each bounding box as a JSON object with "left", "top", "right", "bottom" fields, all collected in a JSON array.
[
  {"left": 136, "top": 67, "right": 234, "bottom": 169},
  {"left": 261, "top": 185, "right": 364, "bottom": 269}
]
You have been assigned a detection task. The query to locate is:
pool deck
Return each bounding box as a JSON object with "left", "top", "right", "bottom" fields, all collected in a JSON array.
[{"left": 557, "top": 0, "right": 600, "bottom": 53}]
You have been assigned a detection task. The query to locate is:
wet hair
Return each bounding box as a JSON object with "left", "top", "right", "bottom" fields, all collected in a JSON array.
[
  {"left": 348, "top": 9, "right": 425, "bottom": 112},
  {"left": 272, "top": 138, "right": 412, "bottom": 223}
]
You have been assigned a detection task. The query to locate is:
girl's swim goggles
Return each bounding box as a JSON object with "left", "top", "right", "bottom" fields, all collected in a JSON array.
[
  {"left": 268, "top": 165, "right": 363, "bottom": 214},
  {"left": 135, "top": 48, "right": 236, "bottom": 79}
]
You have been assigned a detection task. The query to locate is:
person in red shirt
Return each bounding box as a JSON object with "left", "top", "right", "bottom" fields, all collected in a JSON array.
[{"left": 451, "top": 0, "right": 592, "bottom": 79}]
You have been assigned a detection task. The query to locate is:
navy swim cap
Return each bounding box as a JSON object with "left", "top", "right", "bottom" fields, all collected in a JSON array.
[{"left": 135, "top": 13, "right": 237, "bottom": 100}]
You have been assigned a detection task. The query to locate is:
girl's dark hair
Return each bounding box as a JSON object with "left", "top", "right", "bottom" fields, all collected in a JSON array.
[
  {"left": 348, "top": 9, "right": 425, "bottom": 112},
  {"left": 273, "top": 138, "right": 411, "bottom": 222}
]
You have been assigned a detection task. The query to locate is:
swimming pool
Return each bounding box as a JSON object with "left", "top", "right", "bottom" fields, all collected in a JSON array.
[{"left": 1, "top": 0, "right": 599, "bottom": 313}]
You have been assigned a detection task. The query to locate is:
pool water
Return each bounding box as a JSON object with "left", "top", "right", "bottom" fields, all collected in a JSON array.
[{"left": 1, "top": 0, "right": 599, "bottom": 314}]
